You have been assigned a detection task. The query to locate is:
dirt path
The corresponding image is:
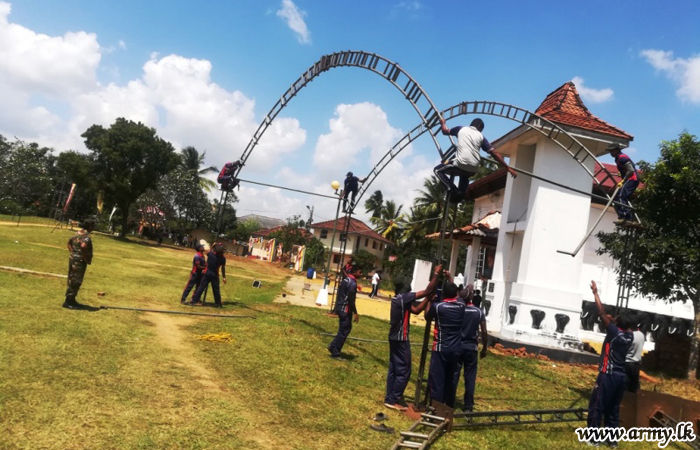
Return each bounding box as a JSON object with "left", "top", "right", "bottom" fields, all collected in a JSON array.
[
  {"left": 141, "top": 310, "right": 286, "bottom": 449},
  {"left": 141, "top": 312, "right": 221, "bottom": 391}
]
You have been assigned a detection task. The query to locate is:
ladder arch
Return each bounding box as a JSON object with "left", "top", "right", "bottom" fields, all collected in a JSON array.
[
  {"left": 235, "top": 50, "right": 451, "bottom": 177},
  {"left": 352, "top": 100, "right": 619, "bottom": 212}
]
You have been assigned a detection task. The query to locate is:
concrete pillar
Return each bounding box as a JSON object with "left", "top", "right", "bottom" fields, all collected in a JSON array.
[
  {"left": 464, "top": 237, "right": 481, "bottom": 285},
  {"left": 449, "top": 239, "right": 460, "bottom": 276}
]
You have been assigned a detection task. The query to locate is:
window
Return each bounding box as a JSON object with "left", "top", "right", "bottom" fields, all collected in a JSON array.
[
  {"left": 333, "top": 254, "right": 341, "bottom": 264},
  {"left": 372, "top": 241, "right": 377, "bottom": 249},
  {"left": 339, "top": 233, "right": 347, "bottom": 242},
  {"left": 380, "top": 243, "right": 383, "bottom": 251},
  {"left": 320, "top": 229, "right": 328, "bottom": 239},
  {"left": 365, "top": 238, "right": 369, "bottom": 247}
]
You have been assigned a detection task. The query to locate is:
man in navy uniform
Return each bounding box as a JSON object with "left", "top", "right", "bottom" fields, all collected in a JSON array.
[
  {"left": 608, "top": 144, "right": 639, "bottom": 225},
  {"left": 587, "top": 280, "right": 633, "bottom": 447},
  {"left": 342, "top": 172, "right": 368, "bottom": 213},
  {"left": 327, "top": 265, "right": 362, "bottom": 359},
  {"left": 425, "top": 282, "right": 465, "bottom": 408},
  {"left": 458, "top": 284, "right": 488, "bottom": 412},
  {"left": 190, "top": 243, "right": 227, "bottom": 307},
  {"left": 181, "top": 244, "right": 206, "bottom": 304},
  {"left": 384, "top": 265, "right": 442, "bottom": 411}
]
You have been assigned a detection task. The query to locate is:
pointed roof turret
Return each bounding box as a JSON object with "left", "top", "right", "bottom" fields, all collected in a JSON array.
[{"left": 535, "top": 81, "right": 633, "bottom": 141}]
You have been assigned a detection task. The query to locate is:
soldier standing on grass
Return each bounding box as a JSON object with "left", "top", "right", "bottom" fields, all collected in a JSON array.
[
  {"left": 383, "top": 265, "right": 441, "bottom": 411},
  {"left": 327, "top": 265, "right": 361, "bottom": 359},
  {"left": 63, "top": 218, "right": 95, "bottom": 309},
  {"left": 587, "top": 280, "right": 633, "bottom": 447}
]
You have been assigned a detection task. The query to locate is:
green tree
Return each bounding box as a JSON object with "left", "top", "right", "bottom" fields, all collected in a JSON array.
[
  {"left": 227, "top": 218, "right": 262, "bottom": 243},
  {"left": 270, "top": 215, "right": 309, "bottom": 253},
  {"left": 370, "top": 199, "right": 404, "bottom": 243},
  {"left": 303, "top": 237, "right": 327, "bottom": 271},
  {"left": 364, "top": 190, "right": 383, "bottom": 218},
  {"left": 82, "top": 118, "right": 179, "bottom": 237},
  {"left": 54, "top": 151, "right": 100, "bottom": 220},
  {"left": 414, "top": 175, "right": 446, "bottom": 234},
  {"left": 0, "top": 137, "right": 55, "bottom": 216},
  {"left": 352, "top": 249, "right": 378, "bottom": 274},
  {"left": 597, "top": 132, "right": 700, "bottom": 378},
  {"left": 180, "top": 146, "right": 218, "bottom": 193}
]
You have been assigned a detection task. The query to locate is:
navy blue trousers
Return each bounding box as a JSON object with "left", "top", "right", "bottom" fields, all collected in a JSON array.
[
  {"left": 434, "top": 163, "right": 473, "bottom": 195},
  {"left": 328, "top": 311, "right": 352, "bottom": 356},
  {"left": 587, "top": 372, "right": 626, "bottom": 438},
  {"left": 181, "top": 272, "right": 203, "bottom": 302},
  {"left": 613, "top": 179, "right": 639, "bottom": 220},
  {"left": 461, "top": 349, "right": 479, "bottom": 411},
  {"left": 192, "top": 274, "right": 221, "bottom": 305},
  {"left": 385, "top": 340, "right": 412, "bottom": 404},
  {"left": 429, "top": 350, "right": 463, "bottom": 408}
]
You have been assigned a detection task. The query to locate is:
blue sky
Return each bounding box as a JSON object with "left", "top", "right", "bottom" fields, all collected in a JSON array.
[{"left": 2, "top": 0, "right": 699, "bottom": 223}]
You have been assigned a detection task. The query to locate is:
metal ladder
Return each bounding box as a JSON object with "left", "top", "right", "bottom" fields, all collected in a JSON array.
[
  {"left": 650, "top": 409, "right": 700, "bottom": 450},
  {"left": 390, "top": 412, "right": 449, "bottom": 450}
]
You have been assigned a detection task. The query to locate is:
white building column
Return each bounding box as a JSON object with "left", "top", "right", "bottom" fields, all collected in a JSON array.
[
  {"left": 464, "top": 237, "right": 481, "bottom": 285},
  {"left": 448, "top": 239, "right": 460, "bottom": 276}
]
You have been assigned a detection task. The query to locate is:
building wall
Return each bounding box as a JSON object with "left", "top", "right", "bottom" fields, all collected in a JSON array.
[{"left": 312, "top": 228, "right": 387, "bottom": 264}]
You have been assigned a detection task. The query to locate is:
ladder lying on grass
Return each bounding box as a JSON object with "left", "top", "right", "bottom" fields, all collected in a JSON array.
[{"left": 391, "top": 407, "right": 587, "bottom": 449}]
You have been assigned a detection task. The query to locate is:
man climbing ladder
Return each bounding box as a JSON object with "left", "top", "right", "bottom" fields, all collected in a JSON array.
[
  {"left": 608, "top": 144, "right": 639, "bottom": 225},
  {"left": 434, "top": 118, "right": 517, "bottom": 200}
]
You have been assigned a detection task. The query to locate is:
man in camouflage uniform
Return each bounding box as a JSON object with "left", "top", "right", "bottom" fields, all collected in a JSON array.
[{"left": 64, "top": 218, "right": 95, "bottom": 309}]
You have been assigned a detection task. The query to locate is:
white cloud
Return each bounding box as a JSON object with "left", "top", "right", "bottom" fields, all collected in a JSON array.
[
  {"left": 68, "top": 54, "right": 307, "bottom": 170},
  {"left": 313, "top": 102, "right": 405, "bottom": 169},
  {"left": 641, "top": 49, "right": 700, "bottom": 104},
  {"left": 118, "top": 39, "right": 126, "bottom": 50},
  {"left": 0, "top": 1, "right": 101, "bottom": 99},
  {"left": 276, "top": 0, "right": 311, "bottom": 44},
  {"left": 571, "top": 76, "right": 614, "bottom": 103},
  {"left": 391, "top": 1, "right": 424, "bottom": 19}
]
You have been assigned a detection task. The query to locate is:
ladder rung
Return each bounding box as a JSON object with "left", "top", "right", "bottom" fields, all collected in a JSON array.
[
  {"left": 399, "top": 441, "right": 422, "bottom": 449},
  {"left": 419, "top": 421, "right": 439, "bottom": 427},
  {"left": 400, "top": 431, "right": 429, "bottom": 439},
  {"left": 421, "top": 413, "right": 445, "bottom": 422}
]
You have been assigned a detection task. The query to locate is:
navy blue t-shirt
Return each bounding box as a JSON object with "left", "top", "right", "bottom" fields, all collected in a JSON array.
[
  {"left": 204, "top": 251, "right": 226, "bottom": 277},
  {"left": 389, "top": 292, "right": 417, "bottom": 341},
  {"left": 344, "top": 176, "right": 360, "bottom": 192},
  {"left": 461, "top": 303, "right": 485, "bottom": 351},
  {"left": 191, "top": 252, "right": 205, "bottom": 274},
  {"left": 426, "top": 299, "right": 464, "bottom": 353},
  {"left": 334, "top": 275, "right": 358, "bottom": 314},
  {"left": 599, "top": 322, "right": 632, "bottom": 376}
]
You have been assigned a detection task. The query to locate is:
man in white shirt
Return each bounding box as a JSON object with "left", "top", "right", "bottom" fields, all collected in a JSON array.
[
  {"left": 369, "top": 271, "right": 381, "bottom": 298},
  {"left": 434, "top": 118, "right": 517, "bottom": 201},
  {"left": 625, "top": 325, "right": 645, "bottom": 393}
]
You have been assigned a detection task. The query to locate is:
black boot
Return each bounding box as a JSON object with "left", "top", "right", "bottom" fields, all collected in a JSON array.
[{"left": 62, "top": 296, "right": 83, "bottom": 309}]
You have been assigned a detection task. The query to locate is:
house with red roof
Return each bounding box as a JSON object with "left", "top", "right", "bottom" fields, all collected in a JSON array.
[
  {"left": 310, "top": 217, "right": 391, "bottom": 269},
  {"left": 439, "top": 81, "right": 692, "bottom": 351}
]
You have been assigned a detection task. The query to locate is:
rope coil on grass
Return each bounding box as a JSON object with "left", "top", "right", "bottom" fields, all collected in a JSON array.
[{"left": 194, "top": 332, "right": 234, "bottom": 342}]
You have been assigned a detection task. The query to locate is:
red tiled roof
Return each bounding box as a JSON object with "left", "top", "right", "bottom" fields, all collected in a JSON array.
[
  {"left": 252, "top": 226, "right": 311, "bottom": 239},
  {"left": 425, "top": 211, "right": 501, "bottom": 240},
  {"left": 311, "top": 217, "right": 392, "bottom": 245},
  {"left": 535, "top": 82, "right": 633, "bottom": 141}
]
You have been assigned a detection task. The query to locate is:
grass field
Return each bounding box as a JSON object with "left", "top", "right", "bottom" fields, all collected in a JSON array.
[{"left": 0, "top": 223, "right": 695, "bottom": 450}]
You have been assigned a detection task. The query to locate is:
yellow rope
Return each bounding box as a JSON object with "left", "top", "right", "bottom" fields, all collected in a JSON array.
[{"left": 194, "top": 332, "right": 234, "bottom": 342}]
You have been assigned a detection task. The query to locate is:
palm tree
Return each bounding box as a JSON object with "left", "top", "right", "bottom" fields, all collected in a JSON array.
[
  {"left": 180, "top": 146, "right": 218, "bottom": 193},
  {"left": 364, "top": 190, "right": 383, "bottom": 218},
  {"left": 371, "top": 200, "right": 405, "bottom": 243},
  {"left": 414, "top": 175, "right": 447, "bottom": 234}
]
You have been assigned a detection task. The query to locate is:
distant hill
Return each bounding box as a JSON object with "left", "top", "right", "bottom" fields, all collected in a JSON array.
[{"left": 238, "top": 214, "right": 285, "bottom": 229}]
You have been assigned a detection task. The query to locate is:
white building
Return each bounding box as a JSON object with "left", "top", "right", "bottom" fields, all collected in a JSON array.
[
  {"left": 444, "top": 82, "right": 694, "bottom": 350},
  {"left": 310, "top": 217, "right": 391, "bottom": 269}
]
